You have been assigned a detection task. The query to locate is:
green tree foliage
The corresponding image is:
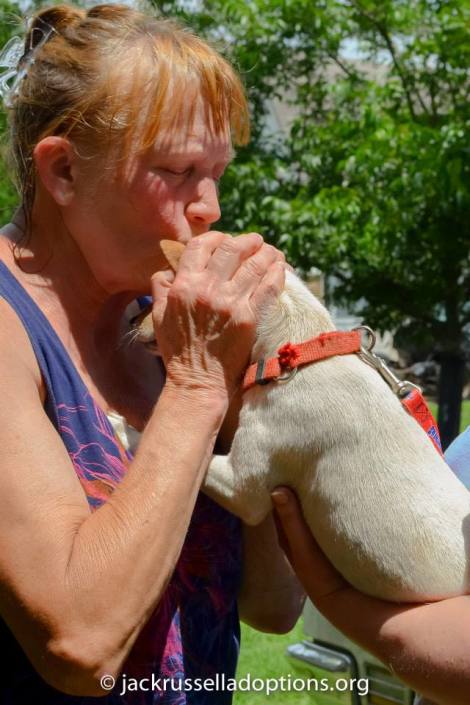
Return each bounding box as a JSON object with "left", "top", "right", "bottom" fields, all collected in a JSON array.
[
  {"left": 157, "top": 0, "right": 470, "bottom": 445},
  {"left": 0, "top": 0, "right": 467, "bottom": 443},
  {"left": 0, "top": 0, "right": 22, "bottom": 219}
]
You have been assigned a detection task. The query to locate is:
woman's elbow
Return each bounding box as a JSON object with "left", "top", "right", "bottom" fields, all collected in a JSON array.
[
  {"left": 41, "top": 632, "right": 124, "bottom": 697},
  {"left": 240, "top": 600, "right": 304, "bottom": 635},
  {"left": 264, "top": 611, "right": 302, "bottom": 635}
]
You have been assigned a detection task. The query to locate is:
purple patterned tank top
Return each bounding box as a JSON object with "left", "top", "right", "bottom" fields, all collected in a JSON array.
[{"left": 0, "top": 260, "right": 242, "bottom": 704}]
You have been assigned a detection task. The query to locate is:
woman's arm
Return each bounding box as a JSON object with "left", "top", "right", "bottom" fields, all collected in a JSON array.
[
  {"left": 0, "top": 303, "right": 227, "bottom": 697},
  {"left": 0, "top": 233, "right": 284, "bottom": 697},
  {"left": 238, "top": 516, "right": 305, "bottom": 633},
  {"left": 272, "top": 488, "right": 470, "bottom": 705}
]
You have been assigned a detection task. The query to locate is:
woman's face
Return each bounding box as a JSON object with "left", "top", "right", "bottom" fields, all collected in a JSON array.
[{"left": 65, "top": 105, "right": 233, "bottom": 295}]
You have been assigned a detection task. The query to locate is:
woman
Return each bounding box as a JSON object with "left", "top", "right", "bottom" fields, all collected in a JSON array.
[
  {"left": 0, "top": 4, "right": 303, "bottom": 703},
  {"left": 273, "top": 425, "right": 470, "bottom": 705}
]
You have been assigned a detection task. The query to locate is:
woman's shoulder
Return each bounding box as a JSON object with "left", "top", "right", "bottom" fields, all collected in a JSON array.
[{"left": 0, "top": 296, "right": 45, "bottom": 399}]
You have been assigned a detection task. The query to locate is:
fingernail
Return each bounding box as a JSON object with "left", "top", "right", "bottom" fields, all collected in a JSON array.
[{"left": 271, "top": 491, "right": 289, "bottom": 506}]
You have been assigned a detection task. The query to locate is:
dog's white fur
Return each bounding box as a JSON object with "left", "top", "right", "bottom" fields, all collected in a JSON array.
[{"left": 202, "top": 272, "right": 470, "bottom": 602}]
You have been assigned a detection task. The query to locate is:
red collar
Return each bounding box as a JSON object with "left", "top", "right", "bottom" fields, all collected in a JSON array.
[
  {"left": 243, "top": 330, "right": 362, "bottom": 391},
  {"left": 242, "top": 328, "right": 443, "bottom": 456}
]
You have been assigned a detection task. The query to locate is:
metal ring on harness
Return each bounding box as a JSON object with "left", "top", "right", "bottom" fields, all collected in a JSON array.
[
  {"left": 396, "top": 380, "right": 422, "bottom": 398},
  {"left": 352, "top": 325, "right": 376, "bottom": 352},
  {"left": 276, "top": 366, "right": 298, "bottom": 383}
]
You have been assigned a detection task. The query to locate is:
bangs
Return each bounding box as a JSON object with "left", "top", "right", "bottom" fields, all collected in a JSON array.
[{"left": 104, "top": 25, "right": 250, "bottom": 163}]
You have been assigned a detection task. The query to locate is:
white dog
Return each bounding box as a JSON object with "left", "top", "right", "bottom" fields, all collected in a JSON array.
[{"left": 136, "top": 241, "right": 470, "bottom": 603}]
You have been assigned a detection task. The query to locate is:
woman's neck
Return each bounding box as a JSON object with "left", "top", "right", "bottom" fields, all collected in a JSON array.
[{"left": 0, "top": 208, "right": 138, "bottom": 372}]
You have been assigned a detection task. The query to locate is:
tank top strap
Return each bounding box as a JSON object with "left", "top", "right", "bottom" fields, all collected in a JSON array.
[
  {"left": 0, "top": 260, "right": 75, "bottom": 427},
  {"left": 0, "top": 260, "right": 130, "bottom": 509}
]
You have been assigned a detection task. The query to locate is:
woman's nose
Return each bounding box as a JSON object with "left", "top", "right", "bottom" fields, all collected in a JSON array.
[{"left": 185, "top": 178, "right": 221, "bottom": 228}]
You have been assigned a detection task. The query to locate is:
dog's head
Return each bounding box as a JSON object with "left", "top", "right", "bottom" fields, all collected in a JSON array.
[
  {"left": 131, "top": 238, "right": 334, "bottom": 358},
  {"left": 130, "top": 240, "right": 185, "bottom": 351}
]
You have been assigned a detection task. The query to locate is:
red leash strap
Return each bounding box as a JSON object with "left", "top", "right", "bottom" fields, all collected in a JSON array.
[
  {"left": 401, "top": 388, "right": 443, "bottom": 455},
  {"left": 243, "top": 330, "right": 362, "bottom": 390}
]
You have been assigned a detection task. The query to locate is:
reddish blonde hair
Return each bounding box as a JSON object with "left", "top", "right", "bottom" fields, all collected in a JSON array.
[{"left": 7, "top": 3, "right": 249, "bottom": 227}]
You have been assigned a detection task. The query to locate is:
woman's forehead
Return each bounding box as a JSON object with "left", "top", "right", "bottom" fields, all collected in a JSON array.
[
  {"left": 155, "top": 94, "right": 232, "bottom": 152},
  {"left": 152, "top": 125, "right": 234, "bottom": 162}
]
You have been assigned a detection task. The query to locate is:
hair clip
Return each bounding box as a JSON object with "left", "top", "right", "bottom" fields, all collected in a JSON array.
[
  {"left": 0, "top": 35, "right": 25, "bottom": 106},
  {"left": 0, "top": 26, "right": 55, "bottom": 108}
]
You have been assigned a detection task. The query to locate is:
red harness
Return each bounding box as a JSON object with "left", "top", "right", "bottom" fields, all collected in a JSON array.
[{"left": 243, "top": 329, "right": 443, "bottom": 456}]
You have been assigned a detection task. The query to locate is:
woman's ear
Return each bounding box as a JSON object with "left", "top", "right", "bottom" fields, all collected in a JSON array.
[{"left": 33, "top": 136, "right": 78, "bottom": 206}]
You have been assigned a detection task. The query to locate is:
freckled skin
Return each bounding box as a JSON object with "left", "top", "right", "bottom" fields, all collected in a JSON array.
[{"left": 61, "top": 108, "right": 233, "bottom": 296}]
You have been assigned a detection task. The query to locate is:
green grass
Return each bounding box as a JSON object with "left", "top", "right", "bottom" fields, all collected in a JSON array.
[
  {"left": 463, "top": 401, "right": 470, "bottom": 430},
  {"left": 234, "top": 618, "right": 320, "bottom": 705},
  {"left": 460, "top": 401, "right": 470, "bottom": 431},
  {"left": 427, "top": 399, "right": 469, "bottom": 433}
]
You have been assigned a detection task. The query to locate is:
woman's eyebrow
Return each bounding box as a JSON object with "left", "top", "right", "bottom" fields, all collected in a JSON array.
[{"left": 156, "top": 147, "right": 236, "bottom": 165}]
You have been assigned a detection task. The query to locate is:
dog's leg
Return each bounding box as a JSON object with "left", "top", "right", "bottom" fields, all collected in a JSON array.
[
  {"left": 203, "top": 454, "right": 271, "bottom": 525},
  {"left": 202, "top": 455, "right": 238, "bottom": 510}
]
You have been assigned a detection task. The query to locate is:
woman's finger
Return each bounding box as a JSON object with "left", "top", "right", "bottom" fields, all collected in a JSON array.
[
  {"left": 176, "top": 231, "right": 229, "bottom": 275},
  {"left": 229, "top": 243, "right": 283, "bottom": 297},
  {"left": 150, "top": 270, "right": 175, "bottom": 327},
  {"left": 272, "top": 508, "right": 293, "bottom": 562},
  {"left": 205, "top": 232, "right": 264, "bottom": 280},
  {"left": 248, "top": 259, "right": 285, "bottom": 316}
]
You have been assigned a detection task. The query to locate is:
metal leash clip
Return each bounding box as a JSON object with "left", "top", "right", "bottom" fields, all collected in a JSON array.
[{"left": 353, "top": 325, "right": 421, "bottom": 399}]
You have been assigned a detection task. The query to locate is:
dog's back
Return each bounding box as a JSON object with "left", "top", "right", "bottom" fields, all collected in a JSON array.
[{"left": 230, "top": 271, "right": 470, "bottom": 601}]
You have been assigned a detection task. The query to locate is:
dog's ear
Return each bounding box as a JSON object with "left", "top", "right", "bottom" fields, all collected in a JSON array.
[
  {"left": 160, "top": 240, "right": 185, "bottom": 272},
  {"left": 129, "top": 240, "right": 185, "bottom": 352}
]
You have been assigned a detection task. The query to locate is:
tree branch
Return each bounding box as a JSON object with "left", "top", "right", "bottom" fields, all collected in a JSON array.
[
  {"left": 347, "top": 0, "right": 430, "bottom": 120},
  {"left": 326, "top": 50, "right": 362, "bottom": 82}
]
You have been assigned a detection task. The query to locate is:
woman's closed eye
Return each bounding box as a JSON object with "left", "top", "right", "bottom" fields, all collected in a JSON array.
[
  {"left": 162, "top": 167, "right": 193, "bottom": 177},
  {"left": 159, "top": 167, "right": 225, "bottom": 186}
]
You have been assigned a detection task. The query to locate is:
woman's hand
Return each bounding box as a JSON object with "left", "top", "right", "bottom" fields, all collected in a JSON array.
[
  {"left": 272, "top": 487, "right": 470, "bottom": 705},
  {"left": 271, "top": 485, "right": 404, "bottom": 653},
  {"left": 271, "top": 487, "right": 348, "bottom": 602},
  {"left": 151, "top": 231, "right": 285, "bottom": 404}
]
